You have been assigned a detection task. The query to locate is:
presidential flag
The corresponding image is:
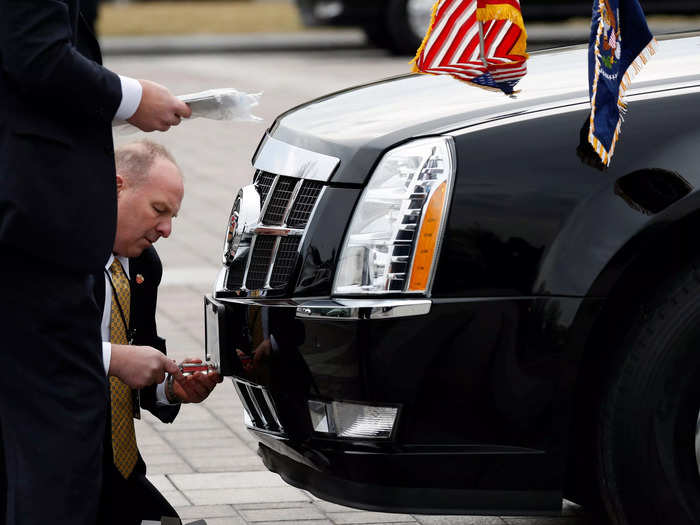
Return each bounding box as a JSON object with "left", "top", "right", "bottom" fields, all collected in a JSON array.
[
  {"left": 588, "top": 0, "right": 657, "bottom": 166},
  {"left": 411, "top": 0, "right": 528, "bottom": 95}
]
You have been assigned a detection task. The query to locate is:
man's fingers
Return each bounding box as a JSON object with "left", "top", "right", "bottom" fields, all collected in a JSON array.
[
  {"left": 163, "top": 357, "right": 183, "bottom": 379},
  {"left": 194, "top": 373, "right": 217, "bottom": 390},
  {"left": 188, "top": 381, "right": 209, "bottom": 399},
  {"left": 177, "top": 380, "right": 205, "bottom": 403},
  {"left": 202, "top": 374, "right": 219, "bottom": 389},
  {"left": 177, "top": 100, "right": 192, "bottom": 118}
]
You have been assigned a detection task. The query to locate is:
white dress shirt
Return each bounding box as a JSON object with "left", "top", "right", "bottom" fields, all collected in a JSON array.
[
  {"left": 114, "top": 76, "right": 143, "bottom": 122},
  {"left": 102, "top": 254, "right": 172, "bottom": 405}
]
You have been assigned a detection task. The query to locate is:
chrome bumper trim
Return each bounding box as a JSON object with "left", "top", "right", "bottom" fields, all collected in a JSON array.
[
  {"left": 295, "top": 299, "right": 431, "bottom": 320},
  {"left": 211, "top": 296, "right": 431, "bottom": 320}
]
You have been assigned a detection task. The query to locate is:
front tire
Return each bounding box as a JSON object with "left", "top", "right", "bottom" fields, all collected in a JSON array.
[{"left": 597, "top": 263, "right": 700, "bottom": 524}]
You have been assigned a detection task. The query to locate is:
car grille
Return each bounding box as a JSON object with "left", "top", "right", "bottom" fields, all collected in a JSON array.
[
  {"left": 287, "top": 180, "right": 322, "bottom": 228},
  {"left": 227, "top": 171, "right": 324, "bottom": 292},
  {"left": 263, "top": 176, "right": 296, "bottom": 225},
  {"left": 233, "top": 378, "right": 284, "bottom": 434},
  {"left": 256, "top": 172, "right": 276, "bottom": 204},
  {"left": 245, "top": 235, "right": 276, "bottom": 290},
  {"left": 270, "top": 236, "right": 302, "bottom": 288}
]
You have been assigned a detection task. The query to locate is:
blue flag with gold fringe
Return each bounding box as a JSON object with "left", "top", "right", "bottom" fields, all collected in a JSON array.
[{"left": 588, "top": 0, "right": 657, "bottom": 166}]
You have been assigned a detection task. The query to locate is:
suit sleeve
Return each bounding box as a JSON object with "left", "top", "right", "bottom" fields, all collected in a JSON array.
[
  {"left": 0, "top": 0, "right": 122, "bottom": 122},
  {"left": 137, "top": 249, "right": 180, "bottom": 424}
]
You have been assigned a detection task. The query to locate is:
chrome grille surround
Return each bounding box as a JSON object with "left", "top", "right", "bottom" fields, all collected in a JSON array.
[
  {"left": 240, "top": 176, "right": 325, "bottom": 292},
  {"left": 227, "top": 136, "right": 339, "bottom": 294}
]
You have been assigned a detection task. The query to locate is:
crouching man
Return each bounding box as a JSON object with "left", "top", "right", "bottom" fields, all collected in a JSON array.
[{"left": 100, "top": 140, "right": 221, "bottom": 524}]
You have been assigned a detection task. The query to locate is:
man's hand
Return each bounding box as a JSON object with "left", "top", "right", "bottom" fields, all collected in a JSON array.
[
  {"left": 172, "top": 358, "right": 221, "bottom": 404},
  {"left": 127, "top": 80, "right": 192, "bottom": 132},
  {"left": 109, "top": 344, "right": 183, "bottom": 389}
]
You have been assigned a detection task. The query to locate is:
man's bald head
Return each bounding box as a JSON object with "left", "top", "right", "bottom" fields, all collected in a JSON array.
[
  {"left": 115, "top": 140, "right": 181, "bottom": 187},
  {"left": 113, "top": 140, "right": 184, "bottom": 257}
]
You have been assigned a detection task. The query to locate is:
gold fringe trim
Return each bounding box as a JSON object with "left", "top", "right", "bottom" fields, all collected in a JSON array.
[
  {"left": 411, "top": 0, "right": 443, "bottom": 72},
  {"left": 476, "top": 4, "right": 525, "bottom": 30},
  {"left": 588, "top": 0, "right": 657, "bottom": 167},
  {"left": 476, "top": 4, "right": 528, "bottom": 58},
  {"left": 510, "top": 28, "right": 528, "bottom": 59}
]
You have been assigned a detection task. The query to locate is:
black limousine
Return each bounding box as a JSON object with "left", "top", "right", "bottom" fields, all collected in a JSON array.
[{"left": 205, "top": 35, "right": 700, "bottom": 524}]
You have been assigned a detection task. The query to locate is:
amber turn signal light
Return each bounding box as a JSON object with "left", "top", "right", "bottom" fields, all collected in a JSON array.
[{"left": 408, "top": 181, "right": 447, "bottom": 291}]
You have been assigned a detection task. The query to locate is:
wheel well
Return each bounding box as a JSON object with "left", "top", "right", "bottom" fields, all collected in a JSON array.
[{"left": 563, "top": 209, "right": 700, "bottom": 505}]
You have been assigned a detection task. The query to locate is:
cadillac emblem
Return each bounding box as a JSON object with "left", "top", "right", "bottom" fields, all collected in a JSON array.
[{"left": 222, "top": 185, "right": 261, "bottom": 265}]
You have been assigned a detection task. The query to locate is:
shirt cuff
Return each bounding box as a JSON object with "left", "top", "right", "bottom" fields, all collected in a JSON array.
[
  {"left": 102, "top": 342, "right": 111, "bottom": 376},
  {"left": 156, "top": 379, "right": 176, "bottom": 406},
  {"left": 114, "top": 75, "right": 143, "bottom": 121}
]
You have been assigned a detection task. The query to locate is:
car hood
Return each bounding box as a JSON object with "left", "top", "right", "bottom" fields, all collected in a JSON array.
[{"left": 266, "top": 36, "right": 700, "bottom": 184}]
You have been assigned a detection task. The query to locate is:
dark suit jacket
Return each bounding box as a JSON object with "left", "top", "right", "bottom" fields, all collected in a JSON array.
[
  {"left": 96, "top": 246, "right": 181, "bottom": 424},
  {"left": 0, "top": 0, "right": 122, "bottom": 272}
]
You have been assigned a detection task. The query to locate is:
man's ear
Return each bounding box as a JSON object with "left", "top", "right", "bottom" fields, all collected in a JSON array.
[{"left": 116, "top": 173, "right": 125, "bottom": 194}]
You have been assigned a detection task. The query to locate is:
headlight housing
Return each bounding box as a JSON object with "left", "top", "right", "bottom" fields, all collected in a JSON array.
[{"left": 333, "top": 137, "right": 454, "bottom": 295}]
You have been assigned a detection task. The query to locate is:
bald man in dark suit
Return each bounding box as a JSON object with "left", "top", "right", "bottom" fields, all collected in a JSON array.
[{"left": 98, "top": 141, "right": 220, "bottom": 524}]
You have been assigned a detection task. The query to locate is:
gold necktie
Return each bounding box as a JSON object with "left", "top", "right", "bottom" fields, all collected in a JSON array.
[{"left": 108, "top": 259, "right": 138, "bottom": 479}]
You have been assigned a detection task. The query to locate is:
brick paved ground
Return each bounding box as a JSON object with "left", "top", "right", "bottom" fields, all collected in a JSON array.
[{"left": 107, "top": 49, "right": 598, "bottom": 525}]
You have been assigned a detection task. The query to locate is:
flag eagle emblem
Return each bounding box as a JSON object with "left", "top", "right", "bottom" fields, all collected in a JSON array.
[{"left": 587, "top": 0, "right": 657, "bottom": 166}]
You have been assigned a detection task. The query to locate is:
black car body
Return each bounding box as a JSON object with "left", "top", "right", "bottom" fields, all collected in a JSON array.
[
  {"left": 295, "top": 0, "right": 700, "bottom": 53},
  {"left": 206, "top": 35, "right": 700, "bottom": 523}
]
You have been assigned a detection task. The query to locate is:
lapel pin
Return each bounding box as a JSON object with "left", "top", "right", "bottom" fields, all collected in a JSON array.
[{"left": 135, "top": 274, "right": 145, "bottom": 285}]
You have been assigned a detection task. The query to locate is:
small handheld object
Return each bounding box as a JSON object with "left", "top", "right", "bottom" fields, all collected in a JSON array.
[{"left": 179, "top": 361, "right": 219, "bottom": 376}]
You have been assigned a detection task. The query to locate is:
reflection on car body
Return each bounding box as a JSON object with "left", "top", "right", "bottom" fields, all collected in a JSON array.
[{"left": 205, "top": 34, "right": 700, "bottom": 524}]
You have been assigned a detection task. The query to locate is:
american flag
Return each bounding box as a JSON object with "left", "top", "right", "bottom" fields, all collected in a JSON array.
[{"left": 412, "top": 0, "right": 529, "bottom": 95}]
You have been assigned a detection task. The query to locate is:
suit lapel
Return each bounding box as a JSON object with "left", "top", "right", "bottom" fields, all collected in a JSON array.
[{"left": 128, "top": 256, "right": 138, "bottom": 330}]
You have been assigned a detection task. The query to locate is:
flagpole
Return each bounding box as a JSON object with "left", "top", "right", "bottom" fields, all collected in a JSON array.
[{"left": 478, "top": 21, "right": 488, "bottom": 69}]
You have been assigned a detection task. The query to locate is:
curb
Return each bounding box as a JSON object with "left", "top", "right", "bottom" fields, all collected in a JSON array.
[{"left": 101, "top": 30, "right": 368, "bottom": 55}]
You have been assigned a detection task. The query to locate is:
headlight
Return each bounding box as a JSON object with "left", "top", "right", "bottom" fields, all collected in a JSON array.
[{"left": 333, "top": 137, "right": 454, "bottom": 295}]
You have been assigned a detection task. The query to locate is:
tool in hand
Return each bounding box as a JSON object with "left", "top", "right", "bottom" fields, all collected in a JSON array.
[{"left": 179, "top": 361, "right": 219, "bottom": 376}]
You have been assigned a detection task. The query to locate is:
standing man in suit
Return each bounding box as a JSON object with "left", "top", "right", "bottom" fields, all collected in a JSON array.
[
  {"left": 0, "top": 2, "right": 192, "bottom": 523},
  {"left": 100, "top": 140, "right": 220, "bottom": 524}
]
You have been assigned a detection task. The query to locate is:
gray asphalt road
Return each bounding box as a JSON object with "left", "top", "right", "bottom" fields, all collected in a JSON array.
[{"left": 106, "top": 49, "right": 597, "bottom": 525}]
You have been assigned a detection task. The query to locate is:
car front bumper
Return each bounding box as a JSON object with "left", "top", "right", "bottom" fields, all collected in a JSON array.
[{"left": 205, "top": 292, "right": 595, "bottom": 514}]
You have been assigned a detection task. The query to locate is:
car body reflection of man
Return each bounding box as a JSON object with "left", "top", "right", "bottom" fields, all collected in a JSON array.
[
  {"left": 99, "top": 141, "right": 220, "bottom": 525},
  {"left": 237, "top": 305, "right": 312, "bottom": 438}
]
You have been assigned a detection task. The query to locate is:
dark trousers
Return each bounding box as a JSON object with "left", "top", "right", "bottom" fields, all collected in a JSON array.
[
  {"left": 100, "top": 456, "right": 179, "bottom": 525},
  {"left": 0, "top": 254, "right": 107, "bottom": 525}
]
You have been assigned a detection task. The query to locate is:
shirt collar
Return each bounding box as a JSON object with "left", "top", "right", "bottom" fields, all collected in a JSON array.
[{"left": 105, "top": 254, "right": 130, "bottom": 278}]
